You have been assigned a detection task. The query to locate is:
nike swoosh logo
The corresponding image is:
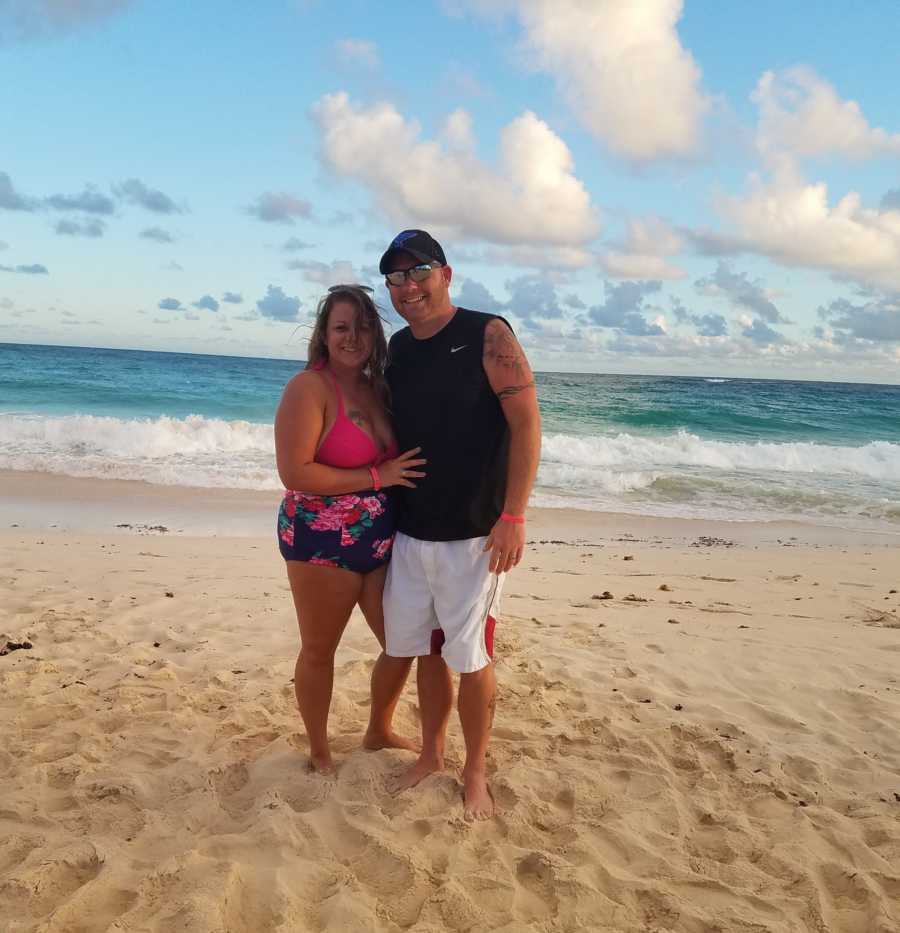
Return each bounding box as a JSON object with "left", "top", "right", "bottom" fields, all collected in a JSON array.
[{"left": 450, "top": 345, "right": 467, "bottom": 353}]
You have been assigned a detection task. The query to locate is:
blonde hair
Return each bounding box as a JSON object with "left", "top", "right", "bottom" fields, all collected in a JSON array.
[{"left": 306, "top": 286, "right": 389, "bottom": 401}]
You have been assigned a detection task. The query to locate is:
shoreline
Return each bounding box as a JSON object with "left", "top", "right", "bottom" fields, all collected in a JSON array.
[{"left": 2, "top": 467, "right": 897, "bottom": 547}]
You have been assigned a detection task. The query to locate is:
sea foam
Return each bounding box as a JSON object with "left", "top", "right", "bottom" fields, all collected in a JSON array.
[
  {"left": 0, "top": 413, "right": 279, "bottom": 489},
  {"left": 2, "top": 416, "right": 898, "bottom": 529},
  {"left": 541, "top": 431, "right": 900, "bottom": 481}
]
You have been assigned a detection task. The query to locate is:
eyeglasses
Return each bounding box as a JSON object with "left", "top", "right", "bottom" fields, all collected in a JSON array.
[
  {"left": 384, "top": 263, "right": 439, "bottom": 287},
  {"left": 328, "top": 283, "right": 374, "bottom": 294}
]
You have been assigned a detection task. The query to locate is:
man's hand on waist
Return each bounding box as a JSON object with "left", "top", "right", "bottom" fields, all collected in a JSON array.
[{"left": 483, "top": 515, "right": 525, "bottom": 574}]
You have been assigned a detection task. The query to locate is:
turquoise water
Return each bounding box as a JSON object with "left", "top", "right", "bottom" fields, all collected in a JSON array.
[
  {"left": 2, "top": 343, "right": 899, "bottom": 530},
  {"left": 536, "top": 372, "right": 899, "bottom": 443}
]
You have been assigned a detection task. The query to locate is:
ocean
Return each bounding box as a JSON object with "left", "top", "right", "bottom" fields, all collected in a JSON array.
[{"left": 2, "top": 342, "right": 899, "bottom": 532}]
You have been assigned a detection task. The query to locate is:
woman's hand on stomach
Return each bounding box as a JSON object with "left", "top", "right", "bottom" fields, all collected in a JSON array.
[{"left": 378, "top": 448, "right": 427, "bottom": 488}]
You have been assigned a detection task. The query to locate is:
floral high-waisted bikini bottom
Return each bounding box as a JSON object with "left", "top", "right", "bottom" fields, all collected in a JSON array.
[{"left": 277, "top": 488, "right": 396, "bottom": 573}]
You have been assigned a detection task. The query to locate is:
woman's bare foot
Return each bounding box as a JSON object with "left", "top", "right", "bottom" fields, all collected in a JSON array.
[
  {"left": 462, "top": 769, "right": 494, "bottom": 820},
  {"left": 306, "top": 751, "right": 337, "bottom": 776},
  {"left": 362, "top": 729, "right": 420, "bottom": 753},
  {"left": 389, "top": 753, "right": 444, "bottom": 793}
]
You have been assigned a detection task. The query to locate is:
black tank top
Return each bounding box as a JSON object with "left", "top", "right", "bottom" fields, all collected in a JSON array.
[{"left": 387, "top": 307, "right": 509, "bottom": 541}]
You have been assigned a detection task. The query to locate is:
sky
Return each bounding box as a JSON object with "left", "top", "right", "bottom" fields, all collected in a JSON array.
[{"left": 1, "top": 0, "right": 900, "bottom": 382}]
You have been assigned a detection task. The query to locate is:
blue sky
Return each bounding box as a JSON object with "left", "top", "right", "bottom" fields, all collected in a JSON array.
[{"left": 2, "top": 0, "right": 899, "bottom": 382}]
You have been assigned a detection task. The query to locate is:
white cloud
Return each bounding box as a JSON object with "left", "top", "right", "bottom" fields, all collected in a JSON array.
[
  {"left": 601, "top": 253, "right": 685, "bottom": 280},
  {"left": 601, "top": 217, "right": 686, "bottom": 280},
  {"left": 482, "top": 244, "right": 595, "bottom": 269},
  {"left": 287, "top": 259, "right": 359, "bottom": 287},
  {"left": 334, "top": 38, "right": 379, "bottom": 69},
  {"left": 461, "top": 0, "right": 709, "bottom": 161},
  {"left": 313, "top": 92, "right": 598, "bottom": 247},
  {"left": 754, "top": 67, "right": 900, "bottom": 161},
  {"left": 717, "top": 165, "right": 900, "bottom": 291},
  {"left": 441, "top": 109, "right": 476, "bottom": 152}
]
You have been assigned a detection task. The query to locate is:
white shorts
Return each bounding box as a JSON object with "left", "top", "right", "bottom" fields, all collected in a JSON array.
[{"left": 383, "top": 533, "right": 503, "bottom": 674}]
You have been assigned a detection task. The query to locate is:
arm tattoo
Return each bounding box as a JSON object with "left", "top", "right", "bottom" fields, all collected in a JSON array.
[
  {"left": 497, "top": 382, "right": 535, "bottom": 400},
  {"left": 484, "top": 323, "right": 527, "bottom": 378},
  {"left": 484, "top": 322, "right": 534, "bottom": 400}
]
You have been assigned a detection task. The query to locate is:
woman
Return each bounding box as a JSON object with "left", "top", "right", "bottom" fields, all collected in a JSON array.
[{"left": 274, "top": 285, "right": 426, "bottom": 774}]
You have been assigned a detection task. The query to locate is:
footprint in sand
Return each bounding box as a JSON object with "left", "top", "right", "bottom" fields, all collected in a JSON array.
[
  {"left": 2, "top": 840, "right": 102, "bottom": 920},
  {"left": 211, "top": 761, "right": 250, "bottom": 796},
  {"left": 817, "top": 861, "right": 882, "bottom": 914},
  {"left": 515, "top": 852, "right": 560, "bottom": 920},
  {"left": 489, "top": 779, "right": 519, "bottom": 812},
  {"left": 0, "top": 832, "right": 45, "bottom": 876},
  {"left": 347, "top": 840, "right": 431, "bottom": 928},
  {"left": 553, "top": 785, "right": 576, "bottom": 817},
  {"left": 433, "top": 879, "right": 485, "bottom": 931}
]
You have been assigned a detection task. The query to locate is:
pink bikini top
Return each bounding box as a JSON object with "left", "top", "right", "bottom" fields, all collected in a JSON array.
[{"left": 314, "top": 366, "right": 398, "bottom": 469}]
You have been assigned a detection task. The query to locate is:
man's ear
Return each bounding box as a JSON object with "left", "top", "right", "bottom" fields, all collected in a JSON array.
[{"left": 442, "top": 264, "right": 453, "bottom": 285}]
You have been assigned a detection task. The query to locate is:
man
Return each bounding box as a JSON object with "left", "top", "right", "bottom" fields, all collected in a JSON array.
[{"left": 380, "top": 229, "right": 541, "bottom": 820}]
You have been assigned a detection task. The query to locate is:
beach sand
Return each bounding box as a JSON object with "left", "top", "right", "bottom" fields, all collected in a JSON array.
[{"left": 1, "top": 474, "right": 899, "bottom": 932}]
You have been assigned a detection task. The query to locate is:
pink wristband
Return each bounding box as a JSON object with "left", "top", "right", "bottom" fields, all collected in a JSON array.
[
  {"left": 368, "top": 465, "right": 381, "bottom": 491},
  {"left": 500, "top": 512, "right": 525, "bottom": 525}
]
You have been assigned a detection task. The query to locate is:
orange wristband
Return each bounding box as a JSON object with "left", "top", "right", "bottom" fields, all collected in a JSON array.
[
  {"left": 500, "top": 512, "right": 525, "bottom": 524},
  {"left": 368, "top": 465, "right": 381, "bottom": 491}
]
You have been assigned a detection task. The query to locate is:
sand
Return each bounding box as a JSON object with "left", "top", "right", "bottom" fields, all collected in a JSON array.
[{"left": 1, "top": 475, "right": 899, "bottom": 932}]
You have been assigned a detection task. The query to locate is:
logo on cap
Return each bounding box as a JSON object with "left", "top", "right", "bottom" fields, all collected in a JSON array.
[{"left": 391, "top": 230, "right": 418, "bottom": 248}]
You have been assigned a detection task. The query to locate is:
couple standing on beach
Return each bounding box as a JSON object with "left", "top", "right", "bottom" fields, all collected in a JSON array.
[{"left": 274, "top": 229, "right": 541, "bottom": 820}]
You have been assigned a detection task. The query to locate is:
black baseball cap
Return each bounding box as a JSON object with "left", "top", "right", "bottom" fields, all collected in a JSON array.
[{"left": 379, "top": 229, "right": 447, "bottom": 273}]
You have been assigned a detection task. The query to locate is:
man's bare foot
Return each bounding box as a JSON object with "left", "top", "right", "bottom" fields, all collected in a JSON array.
[
  {"left": 389, "top": 754, "right": 444, "bottom": 794},
  {"left": 362, "top": 729, "right": 420, "bottom": 753},
  {"left": 306, "top": 752, "right": 337, "bottom": 776},
  {"left": 462, "top": 769, "right": 494, "bottom": 820}
]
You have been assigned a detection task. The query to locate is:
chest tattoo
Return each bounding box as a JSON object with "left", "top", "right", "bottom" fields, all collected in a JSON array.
[{"left": 347, "top": 409, "right": 369, "bottom": 429}]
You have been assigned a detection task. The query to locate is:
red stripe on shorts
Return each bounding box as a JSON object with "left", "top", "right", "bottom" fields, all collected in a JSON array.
[
  {"left": 429, "top": 615, "right": 496, "bottom": 659},
  {"left": 484, "top": 614, "right": 496, "bottom": 659},
  {"left": 429, "top": 628, "right": 445, "bottom": 655}
]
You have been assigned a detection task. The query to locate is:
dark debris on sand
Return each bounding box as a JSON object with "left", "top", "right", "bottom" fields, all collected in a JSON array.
[
  {"left": 0, "top": 640, "right": 33, "bottom": 656},
  {"left": 116, "top": 523, "right": 170, "bottom": 534}
]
